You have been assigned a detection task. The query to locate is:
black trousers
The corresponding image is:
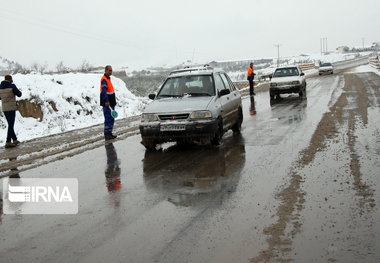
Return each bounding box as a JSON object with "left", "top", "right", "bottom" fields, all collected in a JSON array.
[
  {"left": 4, "top": 111, "right": 17, "bottom": 142},
  {"left": 248, "top": 80, "right": 254, "bottom": 95}
]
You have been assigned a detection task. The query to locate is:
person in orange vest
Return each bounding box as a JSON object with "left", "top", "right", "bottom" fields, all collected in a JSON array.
[
  {"left": 100, "top": 65, "right": 117, "bottom": 140},
  {"left": 247, "top": 62, "right": 256, "bottom": 96}
]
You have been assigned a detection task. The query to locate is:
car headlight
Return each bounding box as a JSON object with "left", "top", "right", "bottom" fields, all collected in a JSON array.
[
  {"left": 292, "top": 81, "right": 300, "bottom": 85},
  {"left": 189, "top": 110, "right": 212, "bottom": 120},
  {"left": 141, "top": 113, "right": 158, "bottom": 122},
  {"left": 270, "top": 82, "right": 277, "bottom": 87}
]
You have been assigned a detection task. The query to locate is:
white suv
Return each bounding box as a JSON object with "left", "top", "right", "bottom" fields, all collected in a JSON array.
[{"left": 269, "top": 65, "right": 306, "bottom": 99}]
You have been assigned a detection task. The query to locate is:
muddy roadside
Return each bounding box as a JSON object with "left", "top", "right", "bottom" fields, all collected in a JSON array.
[{"left": 251, "top": 71, "right": 380, "bottom": 262}]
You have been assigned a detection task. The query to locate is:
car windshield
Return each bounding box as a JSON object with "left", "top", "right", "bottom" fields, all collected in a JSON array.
[
  {"left": 321, "top": 63, "right": 332, "bottom": 67},
  {"left": 273, "top": 67, "right": 300, "bottom": 77},
  {"left": 273, "top": 68, "right": 299, "bottom": 77},
  {"left": 157, "top": 75, "right": 215, "bottom": 98}
]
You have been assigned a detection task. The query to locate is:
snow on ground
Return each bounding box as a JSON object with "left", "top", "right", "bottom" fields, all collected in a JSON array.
[
  {"left": 0, "top": 73, "right": 147, "bottom": 144},
  {"left": 345, "top": 64, "right": 380, "bottom": 75},
  {"left": 286, "top": 51, "right": 373, "bottom": 64}
]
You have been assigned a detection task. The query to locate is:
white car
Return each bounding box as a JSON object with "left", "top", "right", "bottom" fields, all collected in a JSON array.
[
  {"left": 269, "top": 65, "right": 306, "bottom": 99},
  {"left": 319, "top": 62, "right": 334, "bottom": 75}
]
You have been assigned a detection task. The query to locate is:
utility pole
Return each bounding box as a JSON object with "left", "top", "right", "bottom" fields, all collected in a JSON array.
[
  {"left": 362, "top": 37, "right": 365, "bottom": 50},
  {"left": 274, "top": 44, "right": 281, "bottom": 67},
  {"left": 191, "top": 49, "right": 196, "bottom": 66},
  {"left": 321, "top": 37, "right": 328, "bottom": 55}
]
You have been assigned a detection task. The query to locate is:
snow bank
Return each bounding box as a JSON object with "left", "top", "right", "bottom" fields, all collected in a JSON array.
[
  {"left": 0, "top": 73, "right": 147, "bottom": 144},
  {"left": 345, "top": 64, "right": 380, "bottom": 75}
]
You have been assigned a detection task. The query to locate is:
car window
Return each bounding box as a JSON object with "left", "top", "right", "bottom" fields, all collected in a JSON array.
[
  {"left": 214, "top": 74, "right": 226, "bottom": 92},
  {"left": 220, "top": 73, "right": 234, "bottom": 91},
  {"left": 157, "top": 75, "right": 215, "bottom": 98},
  {"left": 273, "top": 67, "right": 299, "bottom": 77},
  {"left": 224, "top": 74, "right": 237, "bottom": 91},
  {"left": 321, "top": 63, "right": 332, "bottom": 67}
]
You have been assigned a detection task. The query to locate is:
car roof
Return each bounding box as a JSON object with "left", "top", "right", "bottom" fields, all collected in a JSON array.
[
  {"left": 275, "top": 65, "right": 300, "bottom": 70},
  {"left": 169, "top": 65, "right": 224, "bottom": 77}
]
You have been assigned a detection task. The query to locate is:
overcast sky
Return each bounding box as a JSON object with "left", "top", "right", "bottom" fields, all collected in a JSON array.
[{"left": 0, "top": 0, "right": 379, "bottom": 70}]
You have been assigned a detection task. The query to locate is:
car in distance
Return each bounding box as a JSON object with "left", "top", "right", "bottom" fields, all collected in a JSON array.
[
  {"left": 269, "top": 65, "right": 306, "bottom": 99},
  {"left": 139, "top": 65, "right": 243, "bottom": 150},
  {"left": 319, "top": 62, "right": 333, "bottom": 75}
]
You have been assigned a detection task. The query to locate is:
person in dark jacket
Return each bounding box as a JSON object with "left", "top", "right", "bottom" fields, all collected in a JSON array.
[
  {"left": 0, "top": 75, "right": 22, "bottom": 148},
  {"left": 100, "top": 65, "right": 117, "bottom": 140},
  {"left": 247, "top": 62, "right": 256, "bottom": 96}
]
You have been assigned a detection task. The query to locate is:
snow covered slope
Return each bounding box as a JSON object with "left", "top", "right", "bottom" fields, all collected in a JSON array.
[{"left": 0, "top": 73, "right": 147, "bottom": 144}]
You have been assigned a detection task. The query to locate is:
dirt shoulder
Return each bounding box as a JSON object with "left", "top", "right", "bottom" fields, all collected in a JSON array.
[{"left": 251, "top": 71, "right": 380, "bottom": 262}]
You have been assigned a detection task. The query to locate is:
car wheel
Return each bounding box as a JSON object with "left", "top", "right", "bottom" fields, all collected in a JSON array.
[
  {"left": 211, "top": 119, "right": 223, "bottom": 145},
  {"left": 177, "top": 140, "right": 193, "bottom": 148},
  {"left": 232, "top": 108, "right": 243, "bottom": 133},
  {"left": 142, "top": 140, "right": 157, "bottom": 151},
  {"left": 299, "top": 86, "right": 307, "bottom": 98}
]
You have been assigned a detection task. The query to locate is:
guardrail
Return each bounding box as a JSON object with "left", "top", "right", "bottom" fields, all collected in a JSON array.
[
  {"left": 233, "top": 81, "right": 249, "bottom": 90},
  {"left": 332, "top": 55, "right": 370, "bottom": 66},
  {"left": 258, "top": 73, "right": 273, "bottom": 81},
  {"left": 369, "top": 56, "right": 380, "bottom": 69},
  {"left": 299, "top": 63, "right": 315, "bottom": 71}
]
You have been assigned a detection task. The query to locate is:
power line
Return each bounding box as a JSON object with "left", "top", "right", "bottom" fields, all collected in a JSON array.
[
  {"left": 0, "top": 8, "right": 138, "bottom": 49},
  {"left": 0, "top": 7, "right": 215, "bottom": 66}
]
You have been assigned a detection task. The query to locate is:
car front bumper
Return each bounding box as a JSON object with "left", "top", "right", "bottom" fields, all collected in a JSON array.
[
  {"left": 270, "top": 84, "right": 303, "bottom": 95},
  {"left": 319, "top": 69, "right": 333, "bottom": 74},
  {"left": 139, "top": 119, "right": 218, "bottom": 143}
]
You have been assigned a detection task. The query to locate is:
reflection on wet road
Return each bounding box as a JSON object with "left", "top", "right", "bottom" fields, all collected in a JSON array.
[
  {"left": 0, "top": 70, "right": 379, "bottom": 263},
  {"left": 105, "top": 143, "right": 121, "bottom": 192},
  {"left": 143, "top": 135, "right": 245, "bottom": 207}
]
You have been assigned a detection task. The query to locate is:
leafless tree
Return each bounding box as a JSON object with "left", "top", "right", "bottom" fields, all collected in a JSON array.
[
  {"left": 30, "top": 62, "right": 48, "bottom": 74},
  {"left": 77, "top": 60, "right": 94, "bottom": 73},
  {"left": 56, "top": 61, "right": 71, "bottom": 73}
]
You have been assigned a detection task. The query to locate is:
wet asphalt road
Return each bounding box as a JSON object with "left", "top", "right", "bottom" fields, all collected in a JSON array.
[{"left": 0, "top": 67, "right": 379, "bottom": 262}]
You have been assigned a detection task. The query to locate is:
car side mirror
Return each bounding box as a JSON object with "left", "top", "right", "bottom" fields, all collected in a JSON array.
[
  {"left": 300, "top": 72, "right": 305, "bottom": 76},
  {"left": 148, "top": 94, "right": 156, "bottom": 100},
  {"left": 219, "top": 89, "right": 230, "bottom": 97}
]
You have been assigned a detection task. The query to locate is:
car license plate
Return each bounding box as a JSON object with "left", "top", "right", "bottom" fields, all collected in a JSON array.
[{"left": 160, "top": 124, "right": 186, "bottom": 131}]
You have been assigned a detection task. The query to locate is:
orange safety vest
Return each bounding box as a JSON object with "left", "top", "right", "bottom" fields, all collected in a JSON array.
[
  {"left": 100, "top": 75, "right": 115, "bottom": 94},
  {"left": 247, "top": 67, "right": 254, "bottom": 76}
]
